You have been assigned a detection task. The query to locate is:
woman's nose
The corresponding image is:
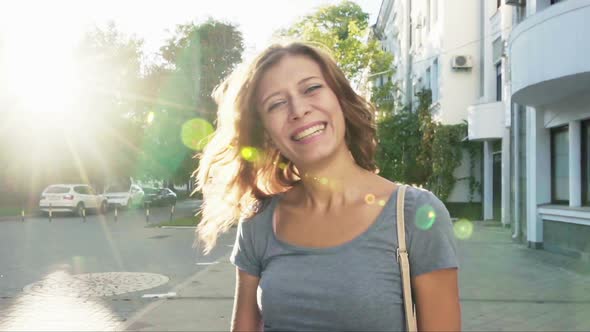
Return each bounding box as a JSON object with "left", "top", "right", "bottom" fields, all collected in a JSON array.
[{"left": 289, "top": 97, "right": 311, "bottom": 120}]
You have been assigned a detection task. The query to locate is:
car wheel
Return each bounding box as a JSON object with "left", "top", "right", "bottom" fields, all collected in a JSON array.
[{"left": 75, "top": 203, "right": 85, "bottom": 217}]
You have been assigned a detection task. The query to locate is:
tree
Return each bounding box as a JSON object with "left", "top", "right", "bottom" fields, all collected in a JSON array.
[
  {"left": 282, "top": 1, "right": 393, "bottom": 88},
  {"left": 376, "top": 89, "right": 476, "bottom": 201},
  {"left": 159, "top": 19, "right": 244, "bottom": 118},
  {"left": 74, "top": 22, "right": 146, "bottom": 188},
  {"left": 139, "top": 19, "right": 244, "bottom": 188}
]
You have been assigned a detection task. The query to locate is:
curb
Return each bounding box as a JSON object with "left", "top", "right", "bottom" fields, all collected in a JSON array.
[
  {"left": 121, "top": 253, "right": 231, "bottom": 331},
  {"left": 0, "top": 214, "right": 38, "bottom": 222}
]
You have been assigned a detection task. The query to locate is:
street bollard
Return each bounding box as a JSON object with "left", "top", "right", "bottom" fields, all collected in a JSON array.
[
  {"left": 145, "top": 202, "right": 150, "bottom": 223},
  {"left": 49, "top": 204, "right": 52, "bottom": 223},
  {"left": 21, "top": 208, "right": 25, "bottom": 222},
  {"left": 83, "top": 208, "right": 86, "bottom": 222},
  {"left": 169, "top": 204, "right": 175, "bottom": 222},
  {"left": 114, "top": 206, "right": 118, "bottom": 222}
]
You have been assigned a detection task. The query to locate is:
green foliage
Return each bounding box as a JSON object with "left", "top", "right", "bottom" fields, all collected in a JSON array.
[
  {"left": 371, "top": 80, "right": 396, "bottom": 114},
  {"left": 376, "top": 109, "right": 423, "bottom": 184},
  {"left": 282, "top": 1, "right": 393, "bottom": 86},
  {"left": 376, "top": 89, "right": 477, "bottom": 201},
  {"left": 158, "top": 19, "right": 244, "bottom": 118},
  {"left": 138, "top": 19, "right": 244, "bottom": 186},
  {"left": 428, "top": 124, "right": 465, "bottom": 201}
]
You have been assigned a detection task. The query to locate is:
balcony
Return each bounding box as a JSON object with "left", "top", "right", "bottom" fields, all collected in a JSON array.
[
  {"left": 467, "top": 101, "right": 505, "bottom": 141},
  {"left": 509, "top": 1, "right": 590, "bottom": 107}
]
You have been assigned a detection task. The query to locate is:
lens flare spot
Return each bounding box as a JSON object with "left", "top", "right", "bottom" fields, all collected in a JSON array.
[
  {"left": 454, "top": 219, "right": 474, "bottom": 240},
  {"left": 378, "top": 200, "right": 386, "bottom": 206},
  {"left": 319, "top": 177, "right": 328, "bottom": 185},
  {"left": 181, "top": 118, "right": 214, "bottom": 151},
  {"left": 146, "top": 112, "right": 155, "bottom": 124},
  {"left": 364, "top": 193, "right": 376, "bottom": 205},
  {"left": 241, "top": 146, "right": 260, "bottom": 163},
  {"left": 415, "top": 205, "right": 436, "bottom": 230}
]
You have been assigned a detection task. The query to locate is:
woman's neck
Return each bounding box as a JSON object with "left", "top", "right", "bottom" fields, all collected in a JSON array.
[{"left": 292, "top": 153, "right": 376, "bottom": 212}]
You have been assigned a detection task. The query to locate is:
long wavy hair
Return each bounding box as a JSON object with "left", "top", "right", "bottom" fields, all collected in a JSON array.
[{"left": 195, "top": 41, "right": 378, "bottom": 253}]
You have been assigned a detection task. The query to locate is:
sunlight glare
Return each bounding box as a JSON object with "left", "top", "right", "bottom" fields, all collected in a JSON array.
[{"left": 2, "top": 7, "right": 85, "bottom": 140}]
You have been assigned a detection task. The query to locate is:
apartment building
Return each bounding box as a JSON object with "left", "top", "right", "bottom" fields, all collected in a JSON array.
[
  {"left": 375, "top": 0, "right": 590, "bottom": 258},
  {"left": 505, "top": 0, "right": 590, "bottom": 257},
  {"left": 373, "top": 0, "right": 483, "bottom": 212}
]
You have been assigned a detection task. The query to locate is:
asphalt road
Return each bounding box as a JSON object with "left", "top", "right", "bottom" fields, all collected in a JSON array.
[{"left": 0, "top": 199, "right": 237, "bottom": 328}]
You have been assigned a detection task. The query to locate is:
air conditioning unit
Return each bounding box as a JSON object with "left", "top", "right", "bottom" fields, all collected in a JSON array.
[
  {"left": 505, "top": 0, "right": 525, "bottom": 6},
  {"left": 451, "top": 55, "right": 473, "bottom": 70}
]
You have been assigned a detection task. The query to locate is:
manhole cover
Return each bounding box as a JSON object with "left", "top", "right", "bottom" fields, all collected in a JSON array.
[{"left": 23, "top": 271, "right": 169, "bottom": 297}]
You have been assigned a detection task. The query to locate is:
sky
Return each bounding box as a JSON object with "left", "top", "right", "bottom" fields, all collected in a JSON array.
[{"left": 0, "top": 0, "right": 382, "bottom": 60}]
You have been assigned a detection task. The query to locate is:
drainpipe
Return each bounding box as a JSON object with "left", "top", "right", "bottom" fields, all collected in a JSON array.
[
  {"left": 405, "top": 0, "right": 412, "bottom": 110},
  {"left": 512, "top": 104, "right": 520, "bottom": 240}
]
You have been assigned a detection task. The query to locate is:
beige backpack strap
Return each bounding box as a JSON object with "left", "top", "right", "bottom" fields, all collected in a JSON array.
[{"left": 396, "top": 185, "right": 417, "bottom": 332}]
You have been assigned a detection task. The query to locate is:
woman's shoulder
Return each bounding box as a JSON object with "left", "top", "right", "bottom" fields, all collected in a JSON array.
[
  {"left": 239, "top": 195, "right": 280, "bottom": 230},
  {"left": 399, "top": 184, "right": 443, "bottom": 205}
]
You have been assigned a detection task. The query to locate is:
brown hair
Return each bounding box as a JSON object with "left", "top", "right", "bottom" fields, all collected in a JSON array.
[{"left": 195, "top": 41, "right": 378, "bottom": 253}]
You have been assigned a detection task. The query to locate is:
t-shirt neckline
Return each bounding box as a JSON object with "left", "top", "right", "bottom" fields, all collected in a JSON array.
[{"left": 269, "top": 188, "right": 399, "bottom": 253}]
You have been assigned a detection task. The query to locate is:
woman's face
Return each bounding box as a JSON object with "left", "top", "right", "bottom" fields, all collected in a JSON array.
[{"left": 255, "top": 54, "right": 347, "bottom": 168}]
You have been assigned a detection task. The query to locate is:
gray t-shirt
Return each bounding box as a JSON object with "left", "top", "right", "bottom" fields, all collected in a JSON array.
[{"left": 230, "top": 186, "right": 459, "bottom": 331}]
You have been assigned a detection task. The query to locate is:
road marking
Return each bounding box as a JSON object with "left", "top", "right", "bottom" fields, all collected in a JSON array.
[
  {"left": 141, "top": 292, "right": 177, "bottom": 299},
  {"left": 195, "top": 262, "right": 219, "bottom": 266}
]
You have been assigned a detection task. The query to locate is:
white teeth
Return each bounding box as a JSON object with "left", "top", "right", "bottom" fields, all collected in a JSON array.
[{"left": 293, "top": 124, "right": 326, "bottom": 141}]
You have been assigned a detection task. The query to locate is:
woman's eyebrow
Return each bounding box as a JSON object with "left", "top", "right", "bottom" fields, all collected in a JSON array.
[{"left": 297, "top": 76, "right": 321, "bottom": 85}]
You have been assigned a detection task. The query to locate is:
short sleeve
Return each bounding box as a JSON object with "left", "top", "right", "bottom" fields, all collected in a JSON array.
[
  {"left": 407, "top": 190, "right": 459, "bottom": 277},
  {"left": 230, "top": 218, "right": 262, "bottom": 277}
]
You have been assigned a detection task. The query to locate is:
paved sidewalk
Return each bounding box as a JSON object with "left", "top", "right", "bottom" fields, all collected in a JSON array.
[{"left": 124, "top": 221, "right": 590, "bottom": 331}]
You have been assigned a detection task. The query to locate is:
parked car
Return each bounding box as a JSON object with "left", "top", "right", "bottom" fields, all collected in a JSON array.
[
  {"left": 103, "top": 184, "right": 144, "bottom": 209},
  {"left": 142, "top": 187, "right": 177, "bottom": 206},
  {"left": 39, "top": 184, "right": 107, "bottom": 216}
]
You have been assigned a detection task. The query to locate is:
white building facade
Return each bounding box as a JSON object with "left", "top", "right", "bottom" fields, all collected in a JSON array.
[
  {"left": 374, "top": 0, "right": 483, "bottom": 215},
  {"left": 506, "top": 0, "right": 590, "bottom": 257},
  {"left": 376, "top": 0, "right": 590, "bottom": 258}
]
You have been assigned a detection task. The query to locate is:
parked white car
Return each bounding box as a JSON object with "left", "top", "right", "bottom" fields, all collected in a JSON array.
[
  {"left": 103, "top": 184, "right": 144, "bottom": 209},
  {"left": 39, "top": 184, "right": 107, "bottom": 216}
]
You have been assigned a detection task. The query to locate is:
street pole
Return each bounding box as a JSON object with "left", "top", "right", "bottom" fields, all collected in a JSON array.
[{"left": 169, "top": 204, "right": 175, "bottom": 222}]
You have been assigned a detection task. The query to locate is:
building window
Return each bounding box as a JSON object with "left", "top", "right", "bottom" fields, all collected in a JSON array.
[
  {"left": 583, "top": 120, "right": 590, "bottom": 205},
  {"left": 432, "top": 58, "right": 439, "bottom": 102},
  {"left": 551, "top": 126, "right": 569, "bottom": 204},
  {"left": 551, "top": 0, "right": 563, "bottom": 4},
  {"left": 496, "top": 62, "right": 502, "bottom": 101}
]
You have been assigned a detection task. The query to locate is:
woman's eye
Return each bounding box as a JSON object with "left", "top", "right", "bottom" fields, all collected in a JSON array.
[
  {"left": 305, "top": 84, "right": 322, "bottom": 94},
  {"left": 268, "top": 100, "right": 286, "bottom": 112}
]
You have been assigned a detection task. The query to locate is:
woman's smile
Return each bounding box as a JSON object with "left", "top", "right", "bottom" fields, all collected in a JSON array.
[{"left": 256, "top": 54, "right": 347, "bottom": 165}]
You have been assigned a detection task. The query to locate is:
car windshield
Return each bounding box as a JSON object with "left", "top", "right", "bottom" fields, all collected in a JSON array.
[{"left": 44, "top": 186, "right": 70, "bottom": 194}]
